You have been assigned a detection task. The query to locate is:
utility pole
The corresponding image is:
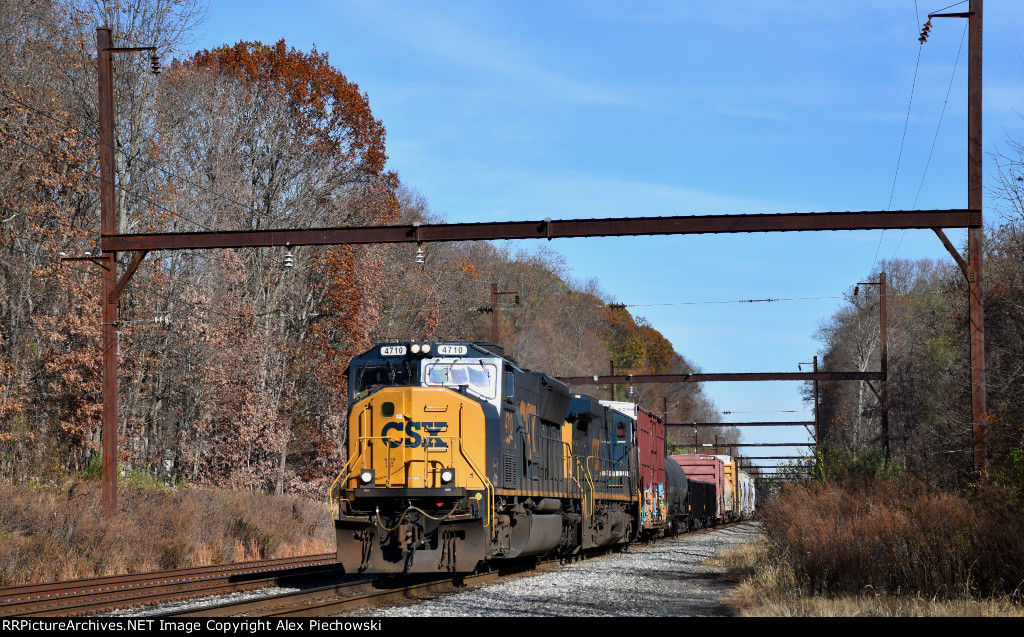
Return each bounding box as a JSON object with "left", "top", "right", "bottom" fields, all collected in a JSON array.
[
  {"left": 95, "top": 27, "right": 158, "bottom": 515},
  {"left": 812, "top": 355, "right": 819, "bottom": 442},
  {"left": 926, "top": 0, "right": 985, "bottom": 477},
  {"left": 880, "top": 272, "right": 888, "bottom": 461},
  {"left": 97, "top": 27, "right": 117, "bottom": 517},
  {"left": 967, "top": 0, "right": 986, "bottom": 479},
  {"left": 856, "top": 272, "right": 888, "bottom": 460},
  {"left": 488, "top": 283, "right": 518, "bottom": 346}
]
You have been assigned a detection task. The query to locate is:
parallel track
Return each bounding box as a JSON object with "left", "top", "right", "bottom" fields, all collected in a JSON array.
[{"left": 0, "top": 554, "right": 341, "bottom": 617}]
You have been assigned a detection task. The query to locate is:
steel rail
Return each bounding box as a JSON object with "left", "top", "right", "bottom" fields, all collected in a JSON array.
[{"left": 0, "top": 554, "right": 339, "bottom": 617}]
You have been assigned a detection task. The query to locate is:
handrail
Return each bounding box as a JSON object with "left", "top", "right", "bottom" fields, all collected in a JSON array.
[
  {"left": 328, "top": 452, "right": 359, "bottom": 515},
  {"left": 557, "top": 440, "right": 575, "bottom": 495},
  {"left": 328, "top": 405, "right": 370, "bottom": 514},
  {"left": 452, "top": 436, "right": 493, "bottom": 527},
  {"left": 578, "top": 455, "right": 595, "bottom": 518},
  {"left": 457, "top": 402, "right": 494, "bottom": 528}
]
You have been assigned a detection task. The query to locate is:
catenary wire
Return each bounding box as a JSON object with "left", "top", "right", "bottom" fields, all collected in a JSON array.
[
  {"left": 871, "top": 2, "right": 925, "bottom": 276},
  {"left": 889, "top": 20, "right": 968, "bottom": 262}
]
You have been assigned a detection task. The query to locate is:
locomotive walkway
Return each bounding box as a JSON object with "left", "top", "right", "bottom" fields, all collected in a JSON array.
[{"left": 364, "top": 522, "right": 762, "bottom": 617}]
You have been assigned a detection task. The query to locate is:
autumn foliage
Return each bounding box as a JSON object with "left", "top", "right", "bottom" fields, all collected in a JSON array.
[
  {"left": 0, "top": 0, "right": 723, "bottom": 500},
  {"left": 190, "top": 40, "right": 388, "bottom": 175},
  {"left": 813, "top": 236, "right": 1024, "bottom": 489}
]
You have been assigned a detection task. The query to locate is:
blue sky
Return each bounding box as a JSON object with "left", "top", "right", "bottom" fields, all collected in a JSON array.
[{"left": 191, "top": 1, "right": 1024, "bottom": 468}]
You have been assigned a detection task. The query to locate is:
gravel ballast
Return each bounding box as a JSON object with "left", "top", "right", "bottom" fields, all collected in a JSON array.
[{"left": 369, "top": 522, "right": 761, "bottom": 617}]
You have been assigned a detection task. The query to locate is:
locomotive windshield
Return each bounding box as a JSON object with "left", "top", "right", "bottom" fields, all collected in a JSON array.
[
  {"left": 352, "top": 360, "right": 419, "bottom": 398},
  {"left": 346, "top": 343, "right": 505, "bottom": 408},
  {"left": 424, "top": 361, "right": 498, "bottom": 400}
]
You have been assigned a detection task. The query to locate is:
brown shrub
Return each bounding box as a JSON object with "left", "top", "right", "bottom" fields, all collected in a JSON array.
[
  {"left": 0, "top": 480, "right": 334, "bottom": 586},
  {"left": 760, "top": 478, "right": 1024, "bottom": 599}
]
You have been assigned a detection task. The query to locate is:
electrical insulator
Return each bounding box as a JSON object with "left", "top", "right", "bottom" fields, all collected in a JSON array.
[
  {"left": 151, "top": 53, "right": 161, "bottom": 75},
  {"left": 283, "top": 248, "right": 294, "bottom": 269},
  {"left": 514, "top": 294, "right": 520, "bottom": 305},
  {"left": 415, "top": 246, "right": 425, "bottom": 265},
  {"left": 853, "top": 285, "right": 859, "bottom": 297},
  {"left": 918, "top": 20, "right": 931, "bottom": 43}
]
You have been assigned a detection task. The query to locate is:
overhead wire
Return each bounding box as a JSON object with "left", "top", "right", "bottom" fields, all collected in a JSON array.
[
  {"left": 875, "top": 1, "right": 970, "bottom": 268},
  {"left": 3, "top": 84, "right": 870, "bottom": 322},
  {"left": 929, "top": 0, "right": 968, "bottom": 14},
  {"left": 0, "top": 91, "right": 266, "bottom": 232},
  {"left": 871, "top": 0, "right": 925, "bottom": 276},
  {"left": 3, "top": 86, "right": 846, "bottom": 327},
  {"left": 0, "top": 125, "right": 217, "bottom": 234},
  {"left": 890, "top": 19, "right": 968, "bottom": 262},
  {"left": 2, "top": 19, "right": 975, "bottom": 340}
]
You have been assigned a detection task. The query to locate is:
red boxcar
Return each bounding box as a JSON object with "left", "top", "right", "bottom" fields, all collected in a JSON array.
[
  {"left": 668, "top": 454, "right": 726, "bottom": 522},
  {"left": 602, "top": 401, "right": 667, "bottom": 536}
]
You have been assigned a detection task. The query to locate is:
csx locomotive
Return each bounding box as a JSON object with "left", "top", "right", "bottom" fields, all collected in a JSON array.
[{"left": 329, "top": 341, "right": 726, "bottom": 574}]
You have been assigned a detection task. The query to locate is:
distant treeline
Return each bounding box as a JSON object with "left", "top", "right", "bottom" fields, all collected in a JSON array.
[{"left": 812, "top": 226, "right": 1024, "bottom": 488}]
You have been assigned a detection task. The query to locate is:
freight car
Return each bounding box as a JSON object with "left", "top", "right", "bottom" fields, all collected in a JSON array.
[
  {"left": 599, "top": 400, "right": 670, "bottom": 538},
  {"left": 670, "top": 454, "right": 728, "bottom": 522},
  {"left": 664, "top": 457, "right": 718, "bottom": 530},
  {"left": 714, "top": 453, "right": 757, "bottom": 521},
  {"left": 670, "top": 453, "right": 756, "bottom": 523},
  {"left": 329, "top": 341, "right": 736, "bottom": 575}
]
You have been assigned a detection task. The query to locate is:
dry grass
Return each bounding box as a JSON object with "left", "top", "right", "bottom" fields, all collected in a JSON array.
[
  {"left": 721, "top": 535, "right": 1024, "bottom": 617},
  {"left": 0, "top": 479, "right": 334, "bottom": 586},
  {"left": 758, "top": 478, "right": 1024, "bottom": 600},
  {"left": 716, "top": 480, "right": 1024, "bottom": 617}
]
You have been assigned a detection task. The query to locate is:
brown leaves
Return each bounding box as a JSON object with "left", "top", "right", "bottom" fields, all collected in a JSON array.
[{"left": 189, "top": 40, "right": 388, "bottom": 175}]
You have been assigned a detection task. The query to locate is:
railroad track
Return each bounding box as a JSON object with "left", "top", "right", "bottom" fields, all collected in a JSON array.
[
  {"left": 159, "top": 529, "right": 743, "bottom": 618},
  {"left": 2, "top": 523, "right": 739, "bottom": 617},
  {"left": 164, "top": 527, "right": 734, "bottom": 617},
  {"left": 0, "top": 553, "right": 342, "bottom": 617},
  {"left": 157, "top": 556, "right": 568, "bottom": 617},
  {"left": 0, "top": 553, "right": 542, "bottom": 618}
]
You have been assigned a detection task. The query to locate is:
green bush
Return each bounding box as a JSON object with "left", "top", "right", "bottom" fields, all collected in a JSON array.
[
  {"left": 78, "top": 456, "right": 173, "bottom": 491},
  {"left": 810, "top": 444, "right": 905, "bottom": 484}
]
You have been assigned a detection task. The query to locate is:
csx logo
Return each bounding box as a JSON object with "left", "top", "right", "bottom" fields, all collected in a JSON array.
[{"left": 381, "top": 421, "right": 449, "bottom": 449}]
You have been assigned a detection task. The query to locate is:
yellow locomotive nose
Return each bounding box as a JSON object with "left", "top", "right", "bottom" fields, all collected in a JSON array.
[
  {"left": 343, "top": 386, "right": 486, "bottom": 492},
  {"left": 334, "top": 384, "right": 493, "bottom": 574}
]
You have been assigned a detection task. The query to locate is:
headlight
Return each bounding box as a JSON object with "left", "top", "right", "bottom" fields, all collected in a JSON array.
[
  {"left": 421, "top": 343, "right": 431, "bottom": 354},
  {"left": 410, "top": 343, "right": 421, "bottom": 354},
  {"left": 440, "top": 468, "right": 455, "bottom": 485},
  {"left": 359, "top": 469, "right": 375, "bottom": 485}
]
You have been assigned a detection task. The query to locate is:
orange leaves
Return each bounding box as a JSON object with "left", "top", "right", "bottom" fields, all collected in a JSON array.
[
  {"left": 458, "top": 259, "right": 481, "bottom": 280},
  {"left": 189, "top": 40, "right": 388, "bottom": 175},
  {"left": 604, "top": 305, "right": 647, "bottom": 371}
]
